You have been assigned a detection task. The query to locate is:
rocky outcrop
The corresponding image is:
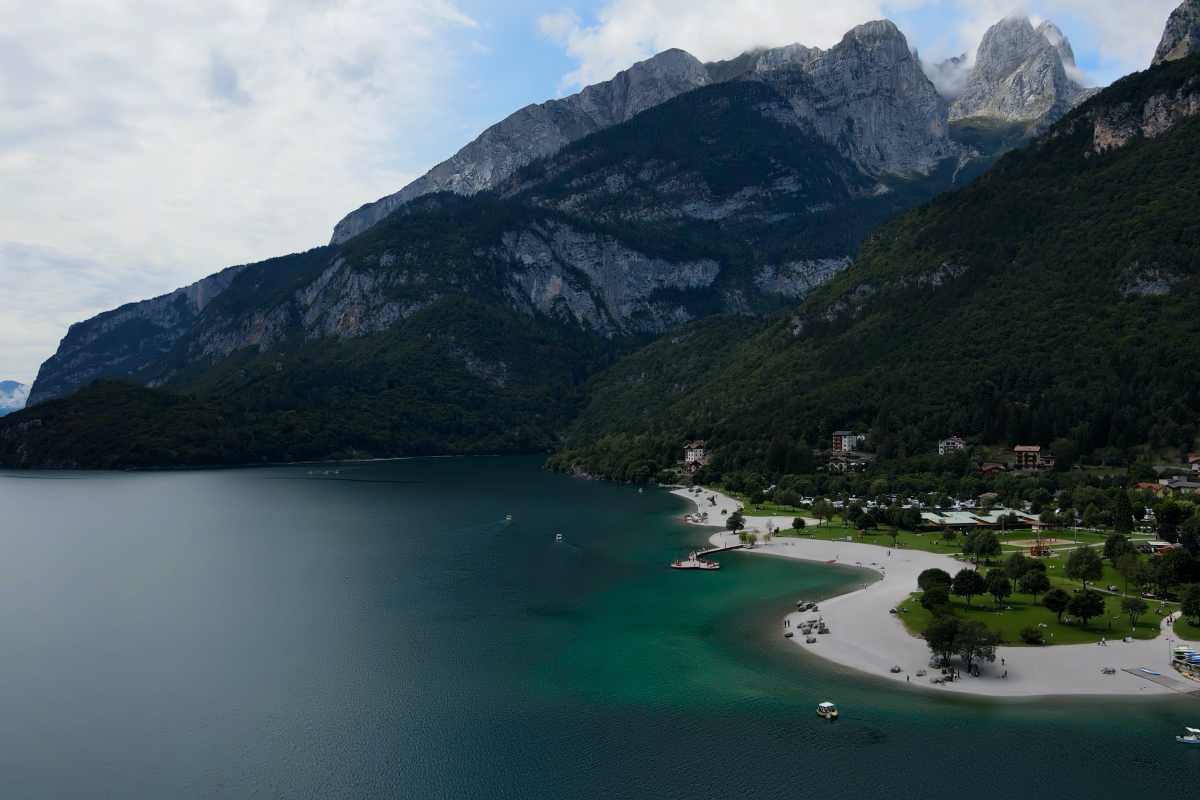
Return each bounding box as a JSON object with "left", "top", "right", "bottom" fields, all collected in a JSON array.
[
  {"left": 330, "top": 49, "right": 712, "bottom": 244},
  {"left": 949, "top": 16, "right": 1092, "bottom": 129},
  {"left": 1154, "top": 0, "right": 1200, "bottom": 65},
  {"left": 754, "top": 259, "right": 851, "bottom": 298},
  {"left": 1089, "top": 75, "right": 1200, "bottom": 152},
  {"left": 27, "top": 265, "right": 247, "bottom": 405}
]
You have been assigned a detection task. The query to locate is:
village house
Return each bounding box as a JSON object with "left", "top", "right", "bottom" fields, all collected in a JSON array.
[
  {"left": 682, "top": 440, "right": 709, "bottom": 472},
  {"left": 979, "top": 462, "right": 1007, "bottom": 477},
  {"left": 1013, "top": 445, "right": 1055, "bottom": 471},
  {"left": 1160, "top": 476, "right": 1200, "bottom": 496},
  {"left": 938, "top": 436, "right": 966, "bottom": 455},
  {"left": 1190, "top": 453, "right": 1200, "bottom": 475},
  {"left": 1013, "top": 445, "right": 1041, "bottom": 469},
  {"left": 831, "top": 431, "right": 864, "bottom": 453}
]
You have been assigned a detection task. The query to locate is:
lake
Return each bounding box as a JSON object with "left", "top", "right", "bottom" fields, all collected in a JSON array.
[{"left": 0, "top": 456, "right": 1193, "bottom": 798}]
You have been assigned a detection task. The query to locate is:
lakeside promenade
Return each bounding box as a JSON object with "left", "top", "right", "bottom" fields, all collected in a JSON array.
[{"left": 673, "top": 488, "right": 1196, "bottom": 698}]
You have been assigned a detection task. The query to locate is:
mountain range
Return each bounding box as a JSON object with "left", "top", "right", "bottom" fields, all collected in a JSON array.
[{"left": 4, "top": 6, "right": 1199, "bottom": 470}]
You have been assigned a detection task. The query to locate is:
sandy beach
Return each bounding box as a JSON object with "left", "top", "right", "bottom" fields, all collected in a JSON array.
[{"left": 672, "top": 487, "right": 1197, "bottom": 698}]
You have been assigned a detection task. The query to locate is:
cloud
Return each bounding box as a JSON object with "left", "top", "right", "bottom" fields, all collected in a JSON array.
[
  {"left": 539, "top": 0, "right": 1182, "bottom": 90},
  {"left": 538, "top": 0, "right": 896, "bottom": 89},
  {"left": 0, "top": 0, "right": 480, "bottom": 382},
  {"left": 0, "top": 242, "right": 179, "bottom": 383}
]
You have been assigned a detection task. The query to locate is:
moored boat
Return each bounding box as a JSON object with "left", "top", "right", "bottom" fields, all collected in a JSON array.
[
  {"left": 817, "top": 701, "right": 839, "bottom": 720},
  {"left": 1178, "top": 727, "right": 1200, "bottom": 745}
]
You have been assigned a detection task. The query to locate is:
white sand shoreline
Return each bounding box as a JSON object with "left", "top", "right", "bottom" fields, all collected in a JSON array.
[{"left": 670, "top": 486, "right": 1197, "bottom": 699}]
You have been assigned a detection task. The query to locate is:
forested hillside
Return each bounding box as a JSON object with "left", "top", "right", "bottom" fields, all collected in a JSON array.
[{"left": 552, "top": 56, "right": 1200, "bottom": 481}]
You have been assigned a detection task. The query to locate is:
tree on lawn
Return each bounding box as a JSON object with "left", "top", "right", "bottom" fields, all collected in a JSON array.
[
  {"left": 1182, "top": 584, "right": 1200, "bottom": 625},
  {"left": 1103, "top": 534, "right": 1134, "bottom": 567},
  {"left": 726, "top": 510, "right": 745, "bottom": 534},
  {"left": 963, "top": 530, "right": 1001, "bottom": 565},
  {"left": 986, "top": 570, "right": 1012, "bottom": 609},
  {"left": 955, "top": 621, "right": 1000, "bottom": 671},
  {"left": 952, "top": 568, "right": 987, "bottom": 606},
  {"left": 792, "top": 517, "right": 806, "bottom": 532},
  {"left": 1121, "top": 596, "right": 1148, "bottom": 629},
  {"left": 889, "top": 526, "right": 901, "bottom": 548},
  {"left": 1067, "top": 590, "right": 1105, "bottom": 627},
  {"left": 1018, "top": 569, "right": 1051, "bottom": 601},
  {"left": 1043, "top": 588, "right": 1071, "bottom": 623},
  {"left": 918, "top": 568, "right": 952, "bottom": 593},
  {"left": 1005, "top": 552, "right": 1032, "bottom": 583},
  {"left": 1115, "top": 552, "right": 1144, "bottom": 596},
  {"left": 924, "top": 614, "right": 961, "bottom": 665},
  {"left": 1065, "top": 546, "right": 1103, "bottom": 588},
  {"left": 921, "top": 586, "right": 950, "bottom": 611},
  {"left": 811, "top": 500, "right": 834, "bottom": 526},
  {"left": 1113, "top": 490, "right": 1134, "bottom": 534}
]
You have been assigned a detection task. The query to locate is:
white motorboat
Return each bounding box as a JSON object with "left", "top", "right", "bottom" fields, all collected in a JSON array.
[
  {"left": 555, "top": 533, "right": 564, "bottom": 542},
  {"left": 817, "top": 701, "right": 839, "bottom": 720},
  {"left": 1178, "top": 727, "right": 1200, "bottom": 745}
]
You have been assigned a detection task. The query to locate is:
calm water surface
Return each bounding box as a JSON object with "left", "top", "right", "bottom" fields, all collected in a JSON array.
[{"left": 0, "top": 457, "right": 1193, "bottom": 798}]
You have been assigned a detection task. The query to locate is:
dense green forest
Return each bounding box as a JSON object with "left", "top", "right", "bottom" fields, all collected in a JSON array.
[
  {"left": 0, "top": 299, "right": 616, "bottom": 468},
  {"left": 551, "top": 57, "right": 1200, "bottom": 482}
]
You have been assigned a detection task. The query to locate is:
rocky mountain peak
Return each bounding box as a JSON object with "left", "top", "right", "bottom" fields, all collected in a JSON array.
[
  {"left": 949, "top": 14, "right": 1091, "bottom": 127},
  {"left": 772, "top": 19, "right": 951, "bottom": 177},
  {"left": 1036, "top": 20, "right": 1076, "bottom": 68},
  {"left": 1154, "top": 0, "right": 1200, "bottom": 65},
  {"left": 973, "top": 15, "right": 1043, "bottom": 80}
]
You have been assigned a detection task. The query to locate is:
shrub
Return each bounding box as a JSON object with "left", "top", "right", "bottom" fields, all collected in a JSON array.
[{"left": 1019, "top": 626, "right": 1045, "bottom": 645}]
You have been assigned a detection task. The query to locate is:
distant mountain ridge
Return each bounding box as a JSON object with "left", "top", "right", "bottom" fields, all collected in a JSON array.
[
  {"left": 30, "top": 19, "right": 978, "bottom": 411},
  {"left": 0, "top": 381, "right": 27, "bottom": 416},
  {"left": 333, "top": 19, "right": 982, "bottom": 245}
]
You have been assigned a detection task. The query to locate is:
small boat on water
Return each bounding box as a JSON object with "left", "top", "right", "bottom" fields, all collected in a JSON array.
[
  {"left": 817, "top": 702, "right": 839, "bottom": 720},
  {"left": 670, "top": 552, "right": 720, "bottom": 570},
  {"left": 504, "top": 514, "right": 513, "bottom": 522},
  {"left": 1178, "top": 727, "right": 1200, "bottom": 745},
  {"left": 555, "top": 533, "right": 564, "bottom": 542}
]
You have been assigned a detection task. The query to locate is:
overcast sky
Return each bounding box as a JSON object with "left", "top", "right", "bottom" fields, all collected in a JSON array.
[{"left": 0, "top": 0, "right": 1182, "bottom": 384}]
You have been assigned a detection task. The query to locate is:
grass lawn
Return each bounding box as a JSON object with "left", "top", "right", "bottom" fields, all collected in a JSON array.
[
  {"left": 740, "top": 500, "right": 814, "bottom": 518},
  {"left": 776, "top": 526, "right": 969, "bottom": 556},
  {"left": 1174, "top": 617, "right": 1200, "bottom": 642},
  {"left": 898, "top": 591, "right": 1164, "bottom": 646}
]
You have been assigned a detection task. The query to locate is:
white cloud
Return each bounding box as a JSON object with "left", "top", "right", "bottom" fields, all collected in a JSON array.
[
  {"left": 0, "top": 0, "right": 479, "bottom": 382},
  {"left": 0, "top": 242, "right": 178, "bottom": 383},
  {"left": 538, "top": 0, "right": 1182, "bottom": 90},
  {"left": 538, "top": 0, "right": 897, "bottom": 89}
]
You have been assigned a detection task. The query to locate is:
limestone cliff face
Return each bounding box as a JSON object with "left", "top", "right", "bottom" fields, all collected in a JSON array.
[
  {"left": 1154, "top": 0, "right": 1200, "bottom": 65},
  {"left": 330, "top": 49, "right": 713, "bottom": 245},
  {"left": 27, "top": 265, "right": 247, "bottom": 405},
  {"left": 948, "top": 16, "right": 1092, "bottom": 129},
  {"left": 764, "top": 20, "right": 952, "bottom": 176}
]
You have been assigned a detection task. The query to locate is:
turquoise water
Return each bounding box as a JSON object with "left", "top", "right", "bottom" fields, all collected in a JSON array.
[{"left": 0, "top": 456, "right": 1193, "bottom": 798}]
